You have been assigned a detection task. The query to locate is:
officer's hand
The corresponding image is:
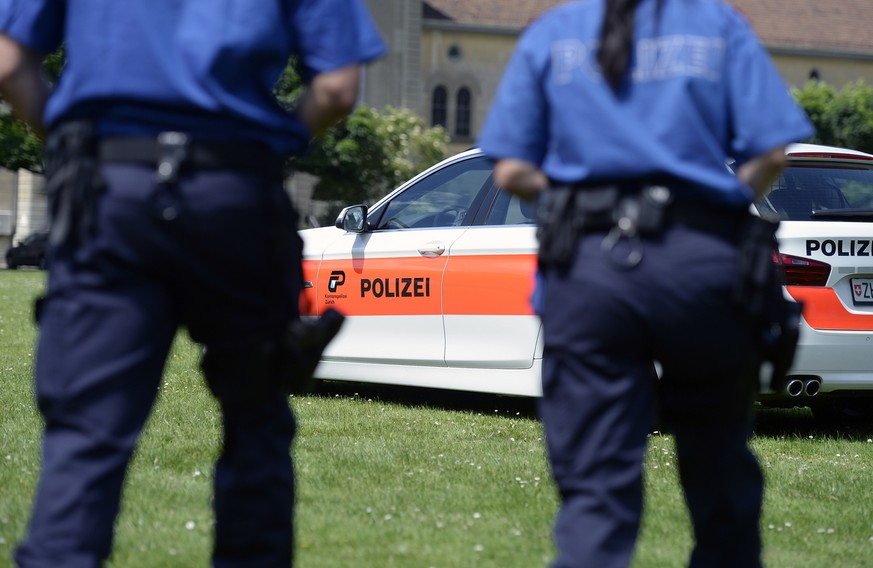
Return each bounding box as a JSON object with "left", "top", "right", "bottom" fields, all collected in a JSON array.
[{"left": 493, "top": 158, "right": 548, "bottom": 202}]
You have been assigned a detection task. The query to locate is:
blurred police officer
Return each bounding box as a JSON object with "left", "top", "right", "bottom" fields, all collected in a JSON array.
[
  {"left": 0, "top": 1, "right": 384, "bottom": 566},
  {"left": 479, "top": 1, "right": 812, "bottom": 566}
]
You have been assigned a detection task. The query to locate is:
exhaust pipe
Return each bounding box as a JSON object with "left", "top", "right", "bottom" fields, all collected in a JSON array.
[
  {"left": 804, "top": 379, "right": 821, "bottom": 397},
  {"left": 785, "top": 379, "right": 804, "bottom": 397}
]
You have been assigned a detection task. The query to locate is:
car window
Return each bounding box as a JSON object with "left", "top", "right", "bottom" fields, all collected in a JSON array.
[
  {"left": 376, "top": 157, "right": 493, "bottom": 230},
  {"left": 485, "top": 190, "right": 537, "bottom": 226},
  {"left": 758, "top": 165, "right": 873, "bottom": 220}
]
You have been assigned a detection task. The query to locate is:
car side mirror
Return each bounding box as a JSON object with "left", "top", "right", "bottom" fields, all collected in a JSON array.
[{"left": 335, "top": 205, "right": 368, "bottom": 233}]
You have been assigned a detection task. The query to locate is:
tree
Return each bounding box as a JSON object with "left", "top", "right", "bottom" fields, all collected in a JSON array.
[
  {"left": 828, "top": 80, "right": 873, "bottom": 153},
  {"left": 294, "top": 105, "right": 448, "bottom": 208},
  {"left": 275, "top": 62, "right": 448, "bottom": 214},
  {"left": 0, "top": 47, "right": 65, "bottom": 173},
  {"left": 792, "top": 80, "right": 873, "bottom": 153},
  {"left": 791, "top": 80, "right": 836, "bottom": 146},
  {"left": 0, "top": 113, "right": 44, "bottom": 172}
]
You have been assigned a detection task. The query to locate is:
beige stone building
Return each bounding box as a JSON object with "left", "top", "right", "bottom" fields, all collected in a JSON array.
[{"left": 412, "top": 0, "right": 873, "bottom": 152}]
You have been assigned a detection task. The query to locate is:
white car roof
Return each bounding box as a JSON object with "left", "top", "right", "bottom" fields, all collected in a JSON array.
[{"left": 785, "top": 143, "right": 873, "bottom": 161}]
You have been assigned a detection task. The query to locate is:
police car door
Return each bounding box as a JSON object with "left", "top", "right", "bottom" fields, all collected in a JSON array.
[
  {"left": 442, "top": 189, "right": 542, "bottom": 394},
  {"left": 314, "top": 155, "right": 494, "bottom": 370}
]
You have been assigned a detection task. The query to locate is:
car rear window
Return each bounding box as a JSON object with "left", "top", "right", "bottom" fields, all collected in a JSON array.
[{"left": 757, "top": 163, "right": 873, "bottom": 220}]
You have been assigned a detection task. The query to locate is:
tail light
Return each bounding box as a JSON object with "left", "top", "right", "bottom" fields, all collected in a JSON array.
[{"left": 777, "top": 253, "right": 831, "bottom": 286}]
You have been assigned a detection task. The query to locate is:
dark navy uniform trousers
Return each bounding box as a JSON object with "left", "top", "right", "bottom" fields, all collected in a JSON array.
[
  {"left": 15, "top": 161, "right": 300, "bottom": 568},
  {"left": 539, "top": 223, "right": 763, "bottom": 568}
]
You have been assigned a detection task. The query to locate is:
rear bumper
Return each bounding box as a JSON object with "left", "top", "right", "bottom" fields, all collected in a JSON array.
[{"left": 760, "top": 324, "right": 873, "bottom": 405}]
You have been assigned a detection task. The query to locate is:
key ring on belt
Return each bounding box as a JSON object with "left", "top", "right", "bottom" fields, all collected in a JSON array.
[{"left": 601, "top": 214, "right": 643, "bottom": 269}]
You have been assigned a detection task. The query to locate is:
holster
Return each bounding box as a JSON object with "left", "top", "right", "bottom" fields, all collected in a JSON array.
[
  {"left": 43, "top": 121, "right": 106, "bottom": 247},
  {"left": 201, "top": 308, "right": 345, "bottom": 401},
  {"left": 281, "top": 308, "right": 346, "bottom": 395},
  {"left": 536, "top": 185, "right": 618, "bottom": 269},
  {"left": 733, "top": 213, "right": 803, "bottom": 392}
]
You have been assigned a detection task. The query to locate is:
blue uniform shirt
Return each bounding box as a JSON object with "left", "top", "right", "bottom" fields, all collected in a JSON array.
[
  {"left": 0, "top": 0, "right": 386, "bottom": 155},
  {"left": 478, "top": 0, "right": 814, "bottom": 205}
]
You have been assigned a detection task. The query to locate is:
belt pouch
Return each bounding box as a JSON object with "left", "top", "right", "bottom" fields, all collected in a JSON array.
[{"left": 537, "top": 185, "right": 619, "bottom": 268}]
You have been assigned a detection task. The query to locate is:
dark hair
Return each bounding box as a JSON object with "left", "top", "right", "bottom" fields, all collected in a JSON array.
[{"left": 597, "top": 0, "right": 641, "bottom": 92}]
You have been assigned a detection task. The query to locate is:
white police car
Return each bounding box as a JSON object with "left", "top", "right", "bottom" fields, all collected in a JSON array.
[
  {"left": 301, "top": 149, "right": 541, "bottom": 397},
  {"left": 300, "top": 144, "right": 873, "bottom": 421},
  {"left": 755, "top": 144, "right": 873, "bottom": 421}
]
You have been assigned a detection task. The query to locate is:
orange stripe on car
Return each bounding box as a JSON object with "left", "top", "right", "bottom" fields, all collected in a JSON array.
[
  {"left": 304, "top": 256, "right": 446, "bottom": 316},
  {"left": 786, "top": 286, "right": 873, "bottom": 331},
  {"left": 302, "top": 254, "right": 537, "bottom": 317},
  {"left": 443, "top": 254, "right": 536, "bottom": 315}
]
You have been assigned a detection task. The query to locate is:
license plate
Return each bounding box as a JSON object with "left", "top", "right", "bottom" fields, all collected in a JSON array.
[{"left": 851, "top": 278, "right": 873, "bottom": 305}]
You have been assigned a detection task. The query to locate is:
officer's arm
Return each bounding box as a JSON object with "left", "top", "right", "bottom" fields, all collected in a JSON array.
[
  {"left": 295, "top": 64, "right": 361, "bottom": 139},
  {"left": 0, "top": 33, "right": 49, "bottom": 139},
  {"left": 493, "top": 158, "right": 549, "bottom": 202},
  {"left": 737, "top": 146, "right": 788, "bottom": 200}
]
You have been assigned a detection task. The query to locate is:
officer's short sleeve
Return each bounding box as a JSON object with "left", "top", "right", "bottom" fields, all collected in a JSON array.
[
  {"left": 478, "top": 27, "right": 549, "bottom": 167},
  {"left": 291, "top": 0, "right": 386, "bottom": 81},
  {"left": 724, "top": 8, "right": 813, "bottom": 164},
  {"left": 0, "top": 0, "right": 64, "bottom": 53}
]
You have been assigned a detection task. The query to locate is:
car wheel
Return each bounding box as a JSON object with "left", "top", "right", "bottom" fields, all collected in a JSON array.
[
  {"left": 811, "top": 399, "right": 873, "bottom": 424},
  {"left": 6, "top": 259, "right": 17, "bottom": 270}
]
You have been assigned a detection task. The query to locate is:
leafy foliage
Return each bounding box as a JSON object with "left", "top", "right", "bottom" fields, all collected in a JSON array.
[
  {"left": 792, "top": 80, "right": 873, "bottom": 153},
  {"left": 274, "top": 61, "right": 449, "bottom": 212},
  {"left": 294, "top": 105, "right": 448, "bottom": 208},
  {"left": 0, "top": 46, "right": 65, "bottom": 173},
  {"left": 792, "top": 80, "right": 837, "bottom": 145},
  {"left": 0, "top": 113, "right": 44, "bottom": 172},
  {"left": 273, "top": 56, "right": 305, "bottom": 110}
]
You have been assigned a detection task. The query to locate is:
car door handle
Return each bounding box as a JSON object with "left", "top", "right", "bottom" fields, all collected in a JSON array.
[{"left": 418, "top": 242, "right": 446, "bottom": 257}]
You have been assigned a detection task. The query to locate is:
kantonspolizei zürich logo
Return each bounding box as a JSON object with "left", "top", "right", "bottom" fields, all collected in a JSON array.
[
  {"left": 328, "top": 270, "right": 346, "bottom": 292},
  {"left": 324, "top": 270, "right": 348, "bottom": 306}
]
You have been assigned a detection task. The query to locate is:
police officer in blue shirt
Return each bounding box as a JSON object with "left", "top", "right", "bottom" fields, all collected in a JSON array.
[
  {"left": 479, "top": 0, "right": 813, "bottom": 566},
  {"left": 0, "top": 1, "right": 384, "bottom": 566}
]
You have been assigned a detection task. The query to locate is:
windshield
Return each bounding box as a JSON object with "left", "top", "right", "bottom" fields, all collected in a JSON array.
[{"left": 756, "top": 164, "right": 873, "bottom": 221}]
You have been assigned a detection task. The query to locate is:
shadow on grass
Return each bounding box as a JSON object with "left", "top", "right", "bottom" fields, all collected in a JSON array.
[
  {"left": 309, "top": 381, "right": 873, "bottom": 439},
  {"left": 312, "top": 380, "right": 539, "bottom": 419},
  {"left": 753, "top": 405, "right": 873, "bottom": 441}
]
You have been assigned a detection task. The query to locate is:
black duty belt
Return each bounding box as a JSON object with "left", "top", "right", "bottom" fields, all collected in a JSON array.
[
  {"left": 565, "top": 184, "right": 747, "bottom": 242},
  {"left": 538, "top": 182, "right": 751, "bottom": 269},
  {"left": 98, "top": 133, "right": 284, "bottom": 182},
  {"left": 665, "top": 198, "right": 748, "bottom": 244}
]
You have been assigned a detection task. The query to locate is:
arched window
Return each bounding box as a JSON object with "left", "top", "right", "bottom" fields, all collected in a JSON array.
[
  {"left": 455, "top": 87, "right": 471, "bottom": 138},
  {"left": 431, "top": 86, "right": 447, "bottom": 128}
]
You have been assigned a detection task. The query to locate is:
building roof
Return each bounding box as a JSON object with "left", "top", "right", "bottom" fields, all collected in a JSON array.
[
  {"left": 732, "top": 0, "right": 873, "bottom": 55},
  {"left": 423, "top": 0, "right": 873, "bottom": 56},
  {"left": 423, "top": 0, "right": 560, "bottom": 28}
]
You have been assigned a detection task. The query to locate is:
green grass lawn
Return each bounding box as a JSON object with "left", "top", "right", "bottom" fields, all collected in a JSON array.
[{"left": 2, "top": 270, "right": 873, "bottom": 567}]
